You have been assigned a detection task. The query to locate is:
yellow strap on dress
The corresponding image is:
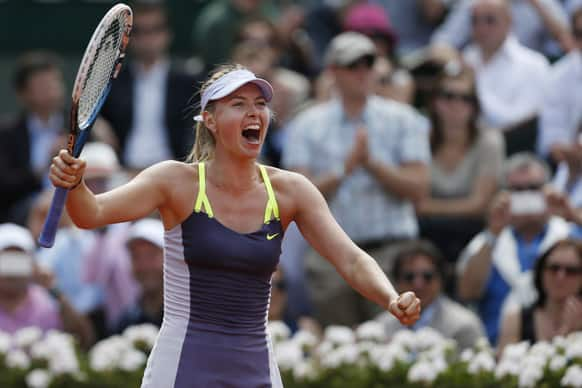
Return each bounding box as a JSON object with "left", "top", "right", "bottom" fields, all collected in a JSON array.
[
  {"left": 194, "top": 162, "right": 214, "bottom": 218},
  {"left": 259, "top": 165, "right": 280, "bottom": 223}
]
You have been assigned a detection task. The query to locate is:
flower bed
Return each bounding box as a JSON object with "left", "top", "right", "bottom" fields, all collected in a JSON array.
[{"left": 0, "top": 322, "right": 581, "bottom": 387}]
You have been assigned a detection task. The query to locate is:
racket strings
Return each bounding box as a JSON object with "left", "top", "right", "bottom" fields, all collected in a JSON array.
[{"left": 78, "top": 14, "right": 126, "bottom": 128}]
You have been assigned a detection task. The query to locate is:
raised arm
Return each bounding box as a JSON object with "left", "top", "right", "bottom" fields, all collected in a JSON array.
[
  {"left": 49, "top": 149, "right": 168, "bottom": 229},
  {"left": 288, "top": 172, "right": 421, "bottom": 325}
]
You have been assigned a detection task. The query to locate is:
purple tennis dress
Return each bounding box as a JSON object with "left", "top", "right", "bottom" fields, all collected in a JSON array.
[{"left": 141, "top": 163, "right": 284, "bottom": 388}]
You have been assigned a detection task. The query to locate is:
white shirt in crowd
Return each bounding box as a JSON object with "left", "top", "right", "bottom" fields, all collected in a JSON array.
[
  {"left": 432, "top": 0, "right": 568, "bottom": 55},
  {"left": 124, "top": 60, "right": 173, "bottom": 169},
  {"left": 463, "top": 35, "right": 550, "bottom": 130},
  {"left": 537, "top": 50, "right": 582, "bottom": 156}
]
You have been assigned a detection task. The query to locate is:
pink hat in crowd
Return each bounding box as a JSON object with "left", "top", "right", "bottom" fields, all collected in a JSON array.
[{"left": 343, "top": 3, "right": 397, "bottom": 48}]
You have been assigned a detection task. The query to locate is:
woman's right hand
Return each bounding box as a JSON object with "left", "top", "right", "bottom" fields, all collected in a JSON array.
[{"left": 49, "top": 149, "right": 86, "bottom": 189}]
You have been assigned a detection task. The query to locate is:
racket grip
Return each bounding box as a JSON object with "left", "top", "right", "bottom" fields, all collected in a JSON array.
[{"left": 38, "top": 187, "right": 69, "bottom": 248}]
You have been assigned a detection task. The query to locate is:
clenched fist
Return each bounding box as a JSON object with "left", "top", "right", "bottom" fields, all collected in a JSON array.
[
  {"left": 49, "top": 149, "right": 86, "bottom": 189},
  {"left": 388, "top": 291, "right": 421, "bottom": 326}
]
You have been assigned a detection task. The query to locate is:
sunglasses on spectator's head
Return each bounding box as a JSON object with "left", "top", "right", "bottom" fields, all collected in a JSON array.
[
  {"left": 437, "top": 90, "right": 475, "bottom": 104},
  {"left": 401, "top": 270, "right": 436, "bottom": 283},
  {"left": 471, "top": 14, "right": 499, "bottom": 26},
  {"left": 544, "top": 263, "right": 582, "bottom": 276},
  {"left": 508, "top": 183, "right": 545, "bottom": 192},
  {"left": 344, "top": 55, "right": 375, "bottom": 71}
]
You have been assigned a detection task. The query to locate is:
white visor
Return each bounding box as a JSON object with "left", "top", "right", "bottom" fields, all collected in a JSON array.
[{"left": 194, "top": 69, "right": 273, "bottom": 122}]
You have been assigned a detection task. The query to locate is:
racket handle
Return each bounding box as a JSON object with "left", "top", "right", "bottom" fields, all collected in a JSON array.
[{"left": 38, "top": 187, "right": 69, "bottom": 248}]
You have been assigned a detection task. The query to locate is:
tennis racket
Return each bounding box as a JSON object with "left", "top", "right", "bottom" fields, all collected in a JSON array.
[{"left": 39, "top": 4, "right": 132, "bottom": 248}]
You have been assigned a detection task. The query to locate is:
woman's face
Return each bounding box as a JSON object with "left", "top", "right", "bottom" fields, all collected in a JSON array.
[
  {"left": 208, "top": 83, "right": 270, "bottom": 159},
  {"left": 433, "top": 78, "right": 475, "bottom": 129},
  {"left": 542, "top": 245, "right": 582, "bottom": 302}
]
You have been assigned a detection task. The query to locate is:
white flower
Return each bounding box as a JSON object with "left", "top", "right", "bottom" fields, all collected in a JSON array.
[
  {"left": 314, "top": 340, "right": 334, "bottom": 359},
  {"left": 566, "top": 338, "right": 582, "bottom": 360},
  {"left": 355, "top": 321, "right": 386, "bottom": 342},
  {"left": 518, "top": 365, "right": 543, "bottom": 388},
  {"left": 26, "top": 369, "right": 52, "bottom": 388},
  {"left": 323, "top": 325, "right": 355, "bottom": 346},
  {"left": 415, "top": 327, "right": 446, "bottom": 351},
  {"left": 48, "top": 349, "right": 80, "bottom": 375},
  {"left": 122, "top": 324, "right": 159, "bottom": 349},
  {"left": 320, "top": 343, "right": 359, "bottom": 369},
  {"left": 390, "top": 330, "right": 416, "bottom": 350},
  {"left": 89, "top": 335, "right": 131, "bottom": 372},
  {"left": 408, "top": 360, "right": 438, "bottom": 383},
  {"left": 119, "top": 348, "right": 147, "bottom": 372},
  {"left": 369, "top": 343, "right": 408, "bottom": 371},
  {"left": 30, "top": 341, "right": 52, "bottom": 360},
  {"left": 562, "top": 365, "right": 582, "bottom": 388},
  {"left": 6, "top": 348, "right": 31, "bottom": 369},
  {"left": 13, "top": 327, "right": 43, "bottom": 348},
  {"left": 431, "top": 355, "right": 448, "bottom": 374},
  {"left": 553, "top": 335, "right": 567, "bottom": 350},
  {"left": 495, "top": 359, "right": 521, "bottom": 379},
  {"left": 460, "top": 348, "right": 475, "bottom": 363},
  {"left": 0, "top": 330, "right": 12, "bottom": 354},
  {"left": 292, "top": 360, "right": 317, "bottom": 381},
  {"left": 474, "top": 337, "right": 492, "bottom": 352},
  {"left": 529, "top": 341, "right": 555, "bottom": 359},
  {"left": 274, "top": 340, "right": 303, "bottom": 371},
  {"left": 500, "top": 341, "right": 530, "bottom": 362},
  {"left": 268, "top": 321, "right": 291, "bottom": 343},
  {"left": 549, "top": 355, "right": 567, "bottom": 371},
  {"left": 468, "top": 351, "right": 495, "bottom": 374},
  {"left": 291, "top": 330, "right": 318, "bottom": 351}
]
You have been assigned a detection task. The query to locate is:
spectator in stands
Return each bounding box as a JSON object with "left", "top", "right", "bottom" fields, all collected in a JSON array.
[
  {"left": 461, "top": 0, "right": 551, "bottom": 155},
  {"left": 376, "top": 240, "right": 485, "bottom": 351},
  {"left": 373, "top": 0, "right": 455, "bottom": 56},
  {"left": 283, "top": 32, "right": 430, "bottom": 327},
  {"left": 457, "top": 152, "right": 574, "bottom": 345},
  {"left": 432, "top": 0, "right": 572, "bottom": 57},
  {"left": 416, "top": 60, "right": 505, "bottom": 265},
  {"left": 537, "top": 4, "right": 582, "bottom": 164},
  {"left": 101, "top": 1, "right": 200, "bottom": 171},
  {"left": 0, "top": 51, "right": 66, "bottom": 225},
  {"left": 372, "top": 56, "right": 416, "bottom": 105},
  {"left": 192, "top": 0, "right": 279, "bottom": 72},
  {"left": 113, "top": 218, "right": 164, "bottom": 334},
  {"left": 0, "top": 223, "right": 94, "bottom": 349},
  {"left": 498, "top": 238, "right": 582, "bottom": 353}
]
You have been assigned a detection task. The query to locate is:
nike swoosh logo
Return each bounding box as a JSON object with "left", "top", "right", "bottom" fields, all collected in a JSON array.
[{"left": 266, "top": 233, "right": 279, "bottom": 240}]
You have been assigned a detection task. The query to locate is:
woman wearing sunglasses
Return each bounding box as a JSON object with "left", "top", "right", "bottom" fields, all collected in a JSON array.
[
  {"left": 416, "top": 61, "right": 505, "bottom": 265},
  {"left": 498, "top": 238, "right": 582, "bottom": 355}
]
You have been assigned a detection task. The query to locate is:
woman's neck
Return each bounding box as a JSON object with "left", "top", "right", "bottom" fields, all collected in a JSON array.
[
  {"left": 440, "top": 122, "right": 471, "bottom": 148},
  {"left": 206, "top": 153, "right": 259, "bottom": 192},
  {"left": 540, "top": 299, "right": 566, "bottom": 328}
]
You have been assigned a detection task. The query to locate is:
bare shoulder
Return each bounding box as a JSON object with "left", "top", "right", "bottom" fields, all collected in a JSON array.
[
  {"left": 138, "top": 160, "right": 197, "bottom": 185},
  {"left": 264, "top": 165, "right": 313, "bottom": 195}
]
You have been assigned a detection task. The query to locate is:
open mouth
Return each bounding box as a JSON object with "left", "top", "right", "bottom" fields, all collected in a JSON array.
[{"left": 242, "top": 124, "right": 261, "bottom": 144}]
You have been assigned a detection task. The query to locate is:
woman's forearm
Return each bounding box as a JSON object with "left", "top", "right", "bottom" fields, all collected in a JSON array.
[
  {"left": 344, "top": 251, "right": 399, "bottom": 310},
  {"left": 65, "top": 181, "right": 103, "bottom": 229}
]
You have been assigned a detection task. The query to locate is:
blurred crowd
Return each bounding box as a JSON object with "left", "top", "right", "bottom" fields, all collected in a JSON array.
[{"left": 1, "top": 0, "right": 582, "bottom": 358}]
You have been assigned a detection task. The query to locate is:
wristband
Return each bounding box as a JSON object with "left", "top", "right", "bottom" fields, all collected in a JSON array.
[{"left": 70, "top": 177, "right": 84, "bottom": 191}]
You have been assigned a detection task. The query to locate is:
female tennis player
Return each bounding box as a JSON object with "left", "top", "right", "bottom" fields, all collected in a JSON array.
[{"left": 48, "top": 64, "right": 421, "bottom": 388}]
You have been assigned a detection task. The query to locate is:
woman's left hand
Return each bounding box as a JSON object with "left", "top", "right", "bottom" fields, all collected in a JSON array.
[{"left": 388, "top": 291, "right": 421, "bottom": 326}]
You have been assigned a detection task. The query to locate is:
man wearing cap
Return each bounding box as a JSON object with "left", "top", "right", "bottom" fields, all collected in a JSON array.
[
  {"left": 112, "top": 218, "right": 164, "bottom": 334},
  {"left": 0, "top": 223, "right": 94, "bottom": 348},
  {"left": 283, "top": 31, "right": 430, "bottom": 327}
]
